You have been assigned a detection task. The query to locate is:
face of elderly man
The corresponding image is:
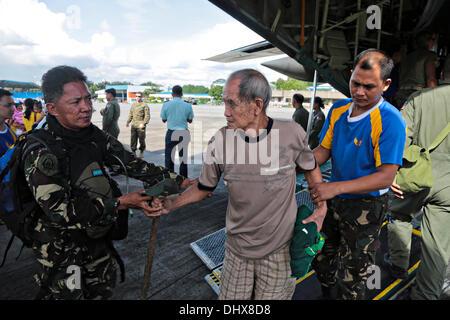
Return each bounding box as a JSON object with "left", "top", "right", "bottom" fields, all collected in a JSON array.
[{"left": 222, "top": 77, "right": 263, "bottom": 131}]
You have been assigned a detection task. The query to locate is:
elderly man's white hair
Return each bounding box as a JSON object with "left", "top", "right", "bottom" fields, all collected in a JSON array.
[{"left": 226, "top": 69, "right": 272, "bottom": 112}]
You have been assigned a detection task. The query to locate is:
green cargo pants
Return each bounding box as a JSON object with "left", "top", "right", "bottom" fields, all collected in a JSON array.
[
  {"left": 130, "top": 125, "right": 146, "bottom": 152},
  {"left": 388, "top": 175, "right": 450, "bottom": 299}
]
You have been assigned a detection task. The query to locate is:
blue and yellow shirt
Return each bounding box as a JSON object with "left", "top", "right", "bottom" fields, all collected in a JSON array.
[
  {"left": 0, "top": 123, "right": 17, "bottom": 157},
  {"left": 319, "top": 98, "right": 406, "bottom": 199}
]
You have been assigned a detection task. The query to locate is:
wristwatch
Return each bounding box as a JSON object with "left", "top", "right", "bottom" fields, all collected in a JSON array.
[{"left": 113, "top": 198, "right": 121, "bottom": 210}]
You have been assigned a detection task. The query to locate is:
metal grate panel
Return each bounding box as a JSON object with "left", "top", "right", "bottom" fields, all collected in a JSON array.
[{"left": 190, "top": 228, "right": 226, "bottom": 270}]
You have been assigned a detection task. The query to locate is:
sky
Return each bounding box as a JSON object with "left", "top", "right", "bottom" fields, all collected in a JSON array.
[{"left": 0, "top": 0, "right": 287, "bottom": 88}]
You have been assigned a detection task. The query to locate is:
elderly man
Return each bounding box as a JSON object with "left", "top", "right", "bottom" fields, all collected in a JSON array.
[
  {"left": 310, "top": 49, "right": 406, "bottom": 300},
  {"left": 20, "top": 65, "right": 192, "bottom": 300},
  {"left": 150, "top": 69, "right": 327, "bottom": 300}
]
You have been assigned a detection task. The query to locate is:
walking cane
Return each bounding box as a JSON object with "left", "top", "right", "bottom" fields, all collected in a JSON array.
[
  {"left": 139, "top": 179, "right": 180, "bottom": 300},
  {"left": 140, "top": 215, "right": 160, "bottom": 300}
]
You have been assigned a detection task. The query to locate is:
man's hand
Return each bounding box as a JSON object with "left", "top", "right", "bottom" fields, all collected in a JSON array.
[
  {"left": 390, "top": 182, "right": 404, "bottom": 199},
  {"left": 100, "top": 108, "right": 105, "bottom": 116},
  {"left": 301, "top": 202, "right": 327, "bottom": 232},
  {"left": 148, "top": 197, "right": 173, "bottom": 216},
  {"left": 126, "top": 122, "right": 130, "bottom": 127},
  {"left": 309, "top": 181, "right": 338, "bottom": 203},
  {"left": 180, "top": 177, "right": 199, "bottom": 190},
  {"left": 118, "top": 189, "right": 165, "bottom": 217}
]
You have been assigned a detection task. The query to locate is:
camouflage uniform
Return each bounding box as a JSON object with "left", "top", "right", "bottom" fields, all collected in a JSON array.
[
  {"left": 102, "top": 98, "right": 120, "bottom": 139},
  {"left": 127, "top": 102, "right": 150, "bottom": 152},
  {"left": 23, "top": 115, "right": 184, "bottom": 300},
  {"left": 312, "top": 195, "right": 389, "bottom": 299}
]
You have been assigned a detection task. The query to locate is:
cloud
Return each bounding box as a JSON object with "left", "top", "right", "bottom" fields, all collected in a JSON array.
[{"left": 0, "top": 0, "right": 286, "bottom": 85}]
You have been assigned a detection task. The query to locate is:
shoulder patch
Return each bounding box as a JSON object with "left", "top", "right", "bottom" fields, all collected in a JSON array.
[{"left": 36, "top": 152, "right": 59, "bottom": 176}]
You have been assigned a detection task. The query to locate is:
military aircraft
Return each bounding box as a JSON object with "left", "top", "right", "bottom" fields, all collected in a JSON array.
[
  {"left": 206, "top": 0, "right": 450, "bottom": 98},
  {"left": 202, "top": 0, "right": 450, "bottom": 300}
]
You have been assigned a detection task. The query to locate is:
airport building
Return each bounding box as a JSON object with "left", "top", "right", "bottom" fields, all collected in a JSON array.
[
  {"left": 270, "top": 86, "right": 347, "bottom": 108},
  {"left": 0, "top": 80, "right": 43, "bottom": 101},
  {"left": 98, "top": 84, "right": 156, "bottom": 103}
]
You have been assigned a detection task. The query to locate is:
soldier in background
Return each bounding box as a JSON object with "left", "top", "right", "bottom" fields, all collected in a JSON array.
[
  {"left": 395, "top": 31, "right": 439, "bottom": 108},
  {"left": 308, "top": 96, "right": 325, "bottom": 150},
  {"left": 100, "top": 88, "right": 120, "bottom": 139},
  {"left": 23, "top": 65, "right": 193, "bottom": 299},
  {"left": 387, "top": 56, "right": 450, "bottom": 300},
  {"left": 291, "top": 93, "right": 309, "bottom": 132},
  {"left": 126, "top": 92, "right": 150, "bottom": 158}
]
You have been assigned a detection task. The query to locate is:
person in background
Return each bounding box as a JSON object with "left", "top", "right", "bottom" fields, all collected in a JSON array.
[
  {"left": 22, "top": 99, "right": 43, "bottom": 132},
  {"left": 291, "top": 93, "right": 309, "bottom": 132},
  {"left": 309, "top": 96, "right": 326, "bottom": 150},
  {"left": 100, "top": 88, "right": 120, "bottom": 139},
  {"left": 126, "top": 92, "right": 150, "bottom": 158},
  {"left": 395, "top": 31, "right": 439, "bottom": 108},
  {"left": 9, "top": 102, "right": 25, "bottom": 135},
  {"left": 387, "top": 56, "right": 450, "bottom": 300},
  {"left": 160, "top": 85, "right": 194, "bottom": 178},
  {"left": 0, "top": 89, "right": 16, "bottom": 156}
]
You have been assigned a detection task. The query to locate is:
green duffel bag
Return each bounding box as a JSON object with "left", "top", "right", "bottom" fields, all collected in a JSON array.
[
  {"left": 290, "top": 204, "right": 324, "bottom": 279},
  {"left": 395, "top": 123, "right": 450, "bottom": 194}
]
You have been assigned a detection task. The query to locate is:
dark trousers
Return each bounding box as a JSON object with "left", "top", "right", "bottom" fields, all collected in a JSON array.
[
  {"left": 165, "top": 129, "right": 190, "bottom": 178},
  {"left": 312, "top": 195, "right": 389, "bottom": 299}
]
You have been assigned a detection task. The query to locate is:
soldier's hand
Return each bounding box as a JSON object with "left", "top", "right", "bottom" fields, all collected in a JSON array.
[
  {"left": 126, "top": 122, "right": 130, "bottom": 127},
  {"left": 390, "top": 182, "right": 404, "bottom": 199}
]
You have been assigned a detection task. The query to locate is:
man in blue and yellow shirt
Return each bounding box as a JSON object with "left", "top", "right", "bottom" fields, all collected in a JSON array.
[
  {"left": 309, "top": 49, "right": 406, "bottom": 299},
  {"left": 0, "top": 89, "right": 17, "bottom": 157}
]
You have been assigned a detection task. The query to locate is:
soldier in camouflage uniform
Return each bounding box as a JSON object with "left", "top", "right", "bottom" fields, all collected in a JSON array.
[
  {"left": 126, "top": 93, "right": 150, "bottom": 158},
  {"left": 23, "top": 66, "right": 192, "bottom": 300},
  {"left": 309, "top": 49, "right": 406, "bottom": 299}
]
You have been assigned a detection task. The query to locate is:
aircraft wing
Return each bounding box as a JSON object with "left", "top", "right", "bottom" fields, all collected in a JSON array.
[
  {"left": 205, "top": 41, "right": 285, "bottom": 63},
  {"left": 208, "top": 0, "right": 450, "bottom": 97}
]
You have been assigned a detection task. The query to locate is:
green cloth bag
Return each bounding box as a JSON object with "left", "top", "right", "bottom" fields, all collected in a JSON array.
[
  {"left": 290, "top": 204, "right": 325, "bottom": 279},
  {"left": 395, "top": 123, "right": 450, "bottom": 193}
]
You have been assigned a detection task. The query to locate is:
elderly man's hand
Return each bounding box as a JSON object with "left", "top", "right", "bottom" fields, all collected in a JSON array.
[
  {"left": 118, "top": 189, "right": 166, "bottom": 217},
  {"left": 301, "top": 202, "right": 327, "bottom": 232},
  {"left": 180, "top": 177, "right": 199, "bottom": 190}
]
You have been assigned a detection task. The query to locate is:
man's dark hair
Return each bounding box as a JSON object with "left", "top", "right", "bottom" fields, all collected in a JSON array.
[
  {"left": 227, "top": 69, "right": 272, "bottom": 112},
  {"left": 41, "top": 65, "right": 88, "bottom": 103},
  {"left": 353, "top": 48, "right": 394, "bottom": 81},
  {"left": 0, "top": 89, "right": 12, "bottom": 101},
  {"left": 172, "top": 85, "right": 183, "bottom": 96},
  {"left": 105, "top": 88, "right": 116, "bottom": 97},
  {"left": 293, "top": 93, "right": 304, "bottom": 104}
]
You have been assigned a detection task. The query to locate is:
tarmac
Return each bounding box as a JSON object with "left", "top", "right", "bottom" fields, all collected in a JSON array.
[{"left": 0, "top": 103, "right": 449, "bottom": 300}]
